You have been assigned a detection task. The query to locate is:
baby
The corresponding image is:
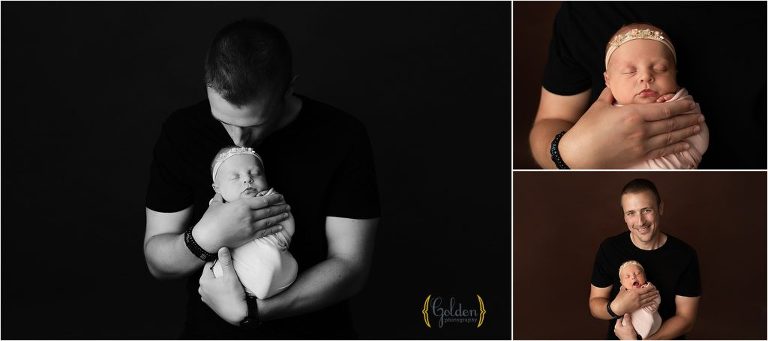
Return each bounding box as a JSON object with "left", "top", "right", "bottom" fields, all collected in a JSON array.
[
  {"left": 603, "top": 23, "right": 709, "bottom": 169},
  {"left": 618, "top": 260, "right": 661, "bottom": 339},
  {"left": 210, "top": 146, "right": 298, "bottom": 299}
]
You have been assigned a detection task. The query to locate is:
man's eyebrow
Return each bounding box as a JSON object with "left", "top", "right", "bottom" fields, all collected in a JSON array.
[{"left": 211, "top": 113, "right": 265, "bottom": 128}]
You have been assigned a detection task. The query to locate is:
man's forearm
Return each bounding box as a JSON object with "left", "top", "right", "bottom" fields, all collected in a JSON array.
[
  {"left": 145, "top": 232, "right": 205, "bottom": 279},
  {"left": 646, "top": 315, "right": 694, "bottom": 340},
  {"left": 589, "top": 297, "right": 616, "bottom": 320},
  {"left": 258, "top": 257, "right": 367, "bottom": 321},
  {"left": 530, "top": 118, "right": 575, "bottom": 168}
]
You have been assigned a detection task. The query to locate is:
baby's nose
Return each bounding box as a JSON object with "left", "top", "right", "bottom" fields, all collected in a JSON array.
[{"left": 243, "top": 177, "right": 254, "bottom": 184}]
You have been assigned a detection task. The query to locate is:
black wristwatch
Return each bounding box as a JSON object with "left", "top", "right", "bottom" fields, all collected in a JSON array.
[
  {"left": 240, "top": 294, "right": 261, "bottom": 329},
  {"left": 607, "top": 302, "right": 620, "bottom": 319},
  {"left": 184, "top": 228, "right": 217, "bottom": 262}
]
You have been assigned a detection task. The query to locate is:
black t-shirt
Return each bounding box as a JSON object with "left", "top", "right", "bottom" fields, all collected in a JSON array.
[
  {"left": 543, "top": 2, "right": 767, "bottom": 169},
  {"left": 145, "top": 94, "right": 381, "bottom": 339},
  {"left": 591, "top": 231, "right": 701, "bottom": 340}
]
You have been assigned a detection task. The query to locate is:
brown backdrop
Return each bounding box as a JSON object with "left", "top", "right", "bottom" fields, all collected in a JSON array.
[
  {"left": 513, "top": 2, "right": 561, "bottom": 169},
  {"left": 513, "top": 172, "right": 767, "bottom": 339}
]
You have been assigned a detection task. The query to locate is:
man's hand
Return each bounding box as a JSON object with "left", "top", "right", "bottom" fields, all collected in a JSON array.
[
  {"left": 611, "top": 285, "right": 659, "bottom": 316},
  {"left": 558, "top": 87, "right": 703, "bottom": 168},
  {"left": 614, "top": 314, "right": 639, "bottom": 340},
  {"left": 193, "top": 193, "right": 290, "bottom": 252},
  {"left": 199, "top": 247, "right": 248, "bottom": 326}
]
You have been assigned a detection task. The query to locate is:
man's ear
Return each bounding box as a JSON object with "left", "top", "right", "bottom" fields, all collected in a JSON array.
[
  {"left": 658, "top": 201, "right": 664, "bottom": 216},
  {"left": 284, "top": 75, "right": 300, "bottom": 99}
]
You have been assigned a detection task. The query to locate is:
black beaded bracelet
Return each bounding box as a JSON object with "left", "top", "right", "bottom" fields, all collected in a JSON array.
[
  {"left": 549, "top": 130, "right": 570, "bottom": 169},
  {"left": 184, "top": 228, "right": 217, "bottom": 262}
]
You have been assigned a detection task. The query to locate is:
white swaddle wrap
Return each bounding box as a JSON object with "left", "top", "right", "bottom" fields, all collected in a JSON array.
[{"left": 212, "top": 189, "right": 298, "bottom": 299}]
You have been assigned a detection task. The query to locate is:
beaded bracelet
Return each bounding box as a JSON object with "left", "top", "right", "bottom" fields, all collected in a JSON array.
[{"left": 549, "top": 131, "right": 570, "bottom": 169}]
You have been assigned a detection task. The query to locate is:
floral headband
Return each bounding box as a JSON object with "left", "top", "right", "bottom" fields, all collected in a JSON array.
[
  {"left": 605, "top": 28, "right": 677, "bottom": 69},
  {"left": 211, "top": 147, "right": 263, "bottom": 181}
]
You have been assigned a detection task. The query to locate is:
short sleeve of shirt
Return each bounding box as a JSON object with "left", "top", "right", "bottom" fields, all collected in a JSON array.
[
  {"left": 324, "top": 120, "right": 381, "bottom": 219},
  {"left": 145, "top": 119, "right": 194, "bottom": 213},
  {"left": 675, "top": 249, "right": 702, "bottom": 297},
  {"left": 591, "top": 240, "right": 613, "bottom": 288},
  {"left": 541, "top": 3, "right": 593, "bottom": 96}
]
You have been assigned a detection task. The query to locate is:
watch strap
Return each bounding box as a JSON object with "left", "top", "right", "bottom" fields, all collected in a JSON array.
[
  {"left": 240, "top": 294, "right": 261, "bottom": 329},
  {"left": 184, "top": 228, "right": 217, "bottom": 262}
]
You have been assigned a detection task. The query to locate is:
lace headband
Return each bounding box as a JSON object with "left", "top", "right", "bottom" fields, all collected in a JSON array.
[
  {"left": 211, "top": 147, "right": 264, "bottom": 181},
  {"left": 605, "top": 28, "right": 676, "bottom": 69}
]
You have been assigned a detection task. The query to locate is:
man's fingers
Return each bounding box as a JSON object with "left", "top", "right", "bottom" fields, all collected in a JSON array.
[
  {"left": 242, "top": 194, "right": 285, "bottom": 209},
  {"left": 645, "top": 122, "right": 699, "bottom": 154},
  {"left": 646, "top": 112, "right": 702, "bottom": 138},
  {"left": 200, "top": 261, "right": 215, "bottom": 280},
  {"left": 595, "top": 87, "right": 615, "bottom": 106},
  {"left": 217, "top": 247, "right": 235, "bottom": 277},
  {"left": 252, "top": 207, "right": 290, "bottom": 227},
  {"left": 255, "top": 224, "right": 283, "bottom": 239},
  {"left": 622, "top": 313, "right": 631, "bottom": 325},
  {"left": 638, "top": 287, "right": 656, "bottom": 297},
  {"left": 639, "top": 98, "right": 696, "bottom": 121},
  {"left": 656, "top": 93, "right": 675, "bottom": 103},
  {"left": 646, "top": 141, "right": 690, "bottom": 160}
]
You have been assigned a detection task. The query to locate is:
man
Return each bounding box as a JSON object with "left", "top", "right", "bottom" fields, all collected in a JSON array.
[
  {"left": 530, "top": 2, "right": 766, "bottom": 169},
  {"left": 144, "top": 19, "right": 380, "bottom": 338},
  {"left": 589, "top": 179, "right": 701, "bottom": 339}
]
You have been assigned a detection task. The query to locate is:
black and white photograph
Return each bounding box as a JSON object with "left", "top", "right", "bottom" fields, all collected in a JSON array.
[{"left": 1, "top": 2, "right": 511, "bottom": 339}]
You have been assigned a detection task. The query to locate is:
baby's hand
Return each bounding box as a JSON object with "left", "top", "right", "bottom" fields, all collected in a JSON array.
[{"left": 656, "top": 93, "right": 677, "bottom": 103}]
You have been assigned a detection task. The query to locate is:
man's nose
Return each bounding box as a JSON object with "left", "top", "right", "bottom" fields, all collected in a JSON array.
[{"left": 230, "top": 128, "right": 249, "bottom": 147}]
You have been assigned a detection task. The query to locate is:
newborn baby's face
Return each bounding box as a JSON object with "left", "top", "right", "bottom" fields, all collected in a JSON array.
[
  {"left": 605, "top": 39, "right": 679, "bottom": 105},
  {"left": 214, "top": 154, "right": 269, "bottom": 202},
  {"left": 620, "top": 264, "right": 647, "bottom": 290}
]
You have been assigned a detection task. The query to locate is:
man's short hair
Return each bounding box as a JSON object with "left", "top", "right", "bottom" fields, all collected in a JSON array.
[
  {"left": 204, "top": 18, "right": 293, "bottom": 106},
  {"left": 621, "top": 178, "right": 662, "bottom": 206}
]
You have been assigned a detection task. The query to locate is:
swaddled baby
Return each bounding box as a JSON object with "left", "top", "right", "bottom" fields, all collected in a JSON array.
[
  {"left": 210, "top": 146, "right": 298, "bottom": 299},
  {"left": 619, "top": 260, "right": 661, "bottom": 339},
  {"left": 604, "top": 23, "right": 709, "bottom": 169}
]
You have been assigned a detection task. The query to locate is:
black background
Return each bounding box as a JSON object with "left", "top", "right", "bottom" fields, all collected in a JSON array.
[{"left": 1, "top": 2, "right": 511, "bottom": 339}]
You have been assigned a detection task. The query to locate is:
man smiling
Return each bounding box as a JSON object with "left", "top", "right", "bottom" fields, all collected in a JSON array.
[{"left": 588, "top": 179, "right": 701, "bottom": 339}]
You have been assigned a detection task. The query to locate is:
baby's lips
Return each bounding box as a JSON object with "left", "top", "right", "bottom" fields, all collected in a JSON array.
[
  {"left": 241, "top": 188, "right": 260, "bottom": 198},
  {"left": 637, "top": 89, "right": 659, "bottom": 98}
]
